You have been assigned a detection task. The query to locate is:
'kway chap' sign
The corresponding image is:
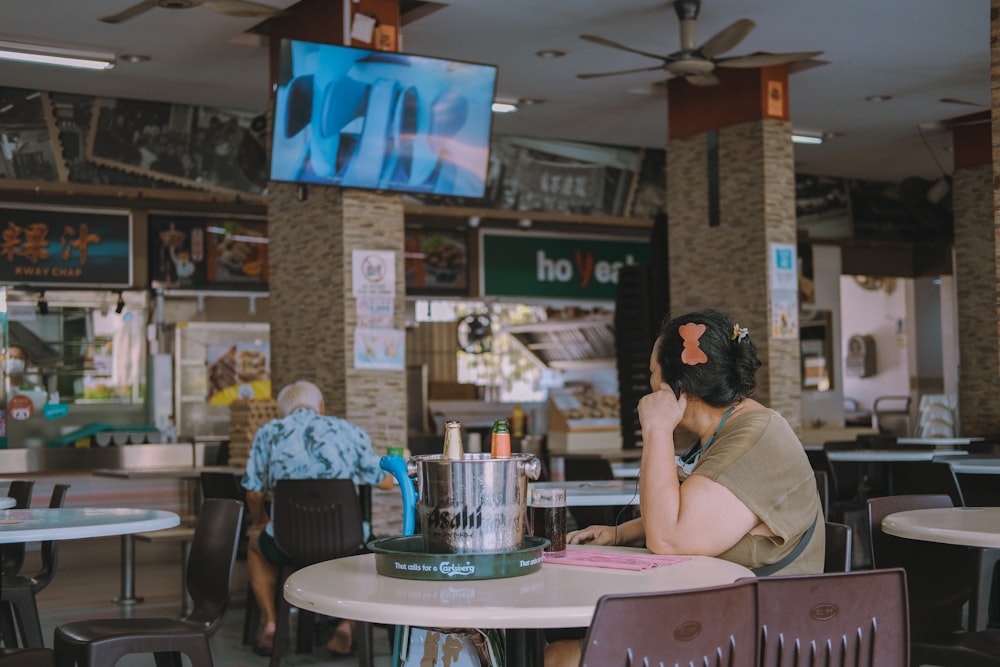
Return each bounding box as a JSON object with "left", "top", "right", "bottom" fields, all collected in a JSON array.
[
  {"left": 0, "top": 206, "right": 132, "bottom": 287},
  {"left": 480, "top": 231, "right": 649, "bottom": 301}
]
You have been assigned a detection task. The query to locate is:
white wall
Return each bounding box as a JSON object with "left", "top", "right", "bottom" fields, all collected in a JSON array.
[{"left": 839, "top": 276, "right": 915, "bottom": 413}]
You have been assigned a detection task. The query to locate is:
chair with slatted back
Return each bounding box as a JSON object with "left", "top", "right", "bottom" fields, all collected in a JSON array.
[
  {"left": 53, "top": 498, "right": 244, "bottom": 667},
  {"left": 268, "top": 479, "right": 372, "bottom": 667},
  {"left": 823, "top": 521, "right": 852, "bottom": 573},
  {"left": 868, "top": 494, "right": 1000, "bottom": 665},
  {"left": 2, "top": 484, "right": 70, "bottom": 648},
  {"left": 756, "top": 569, "right": 909, "bottom": 666},
  {"left": 1, "top": 481, "right": 35, "bottom": 577},
  {"left": 579, "top": 580, "right": 758, "bottom": 667}
]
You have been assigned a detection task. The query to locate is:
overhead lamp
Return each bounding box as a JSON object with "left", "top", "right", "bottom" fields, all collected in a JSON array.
[
  {"left": 114, "top": 290, "right": 125, "bottom": 314},
  {"left": 37, "top": 291, "right": 48, "bottom": 315},
  {"left": 491, "top": 101, "right": 518, "bottom": 114},
  {"left": 791, "top": 133, "right": 823, "bottom": 145},
  {"left": 0, "top": 40, "right": 116, "bottom": 71}
]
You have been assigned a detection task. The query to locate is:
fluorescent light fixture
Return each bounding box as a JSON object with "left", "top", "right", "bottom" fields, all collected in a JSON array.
[
  {"left": 491, "top": 102, "right": 518, "bottom": 113},
  {"left": 791, "top": 133, "right": 823, "bottom": 145},
  {"left": 0, "top": 40, "right": 115, "bottom": 71}
]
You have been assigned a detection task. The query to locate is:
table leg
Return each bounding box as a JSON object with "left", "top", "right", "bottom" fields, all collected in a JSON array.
[
  {"left": 113, "top": 535, "right": 143, "bottom": 605},
  {"left": 505, "top": 629, "right": 544, "bottom": 667},
  {"left": 180, "top": 540, "right": 193, "bottom": 617},
  {"left": 969, "top": 547, "right": 1000, "bottom": 631}
]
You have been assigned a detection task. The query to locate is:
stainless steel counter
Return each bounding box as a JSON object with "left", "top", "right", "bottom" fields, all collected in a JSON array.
[{"left": 0, "top": 443, "right": 207, "bottom": 474}]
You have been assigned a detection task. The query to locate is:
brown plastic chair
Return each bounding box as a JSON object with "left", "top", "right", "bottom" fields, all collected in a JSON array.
[
  {"left": 867, "top": 494, "right": 1000, "bottom": 665},
  {"left": 268, "top": 478, "right": 372, "bottom": 667},
  {"left": 2, "top": 484, "right": 70, "bottom": 648},
  {"left": 823, "top": 521, "right": 852, "bottom": 573},
  {"left": 53, "top": 498, "right": 244, "bottom": 667},
  {"left": 756, "top": 568, "right": 910, "bottom": 666},
  {"left": 579, "top": 580, "right": 758, "bottom": 667},
  {"left": 0, "top": 648, "right": 54, "bottom": 666}
]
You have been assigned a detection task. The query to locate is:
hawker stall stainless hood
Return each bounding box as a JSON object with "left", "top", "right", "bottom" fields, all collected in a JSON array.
[{"left": 505, "top": 316, "right": 616, "bottom": 371}]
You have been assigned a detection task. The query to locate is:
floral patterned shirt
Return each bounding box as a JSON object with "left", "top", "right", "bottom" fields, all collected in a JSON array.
[{"left": 241, "top": 407, "right": 385, "bottom": 535}]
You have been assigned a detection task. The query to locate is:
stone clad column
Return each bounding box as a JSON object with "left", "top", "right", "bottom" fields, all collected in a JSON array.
[
  {"left": 952, "top": 109, "right": 997, "bottom": 435},
  {"left": 665, "top": 67, "right": 801, "bottom": 429},
  {"left": 266, "top": 0, "right": 406, "bottom": 536}
]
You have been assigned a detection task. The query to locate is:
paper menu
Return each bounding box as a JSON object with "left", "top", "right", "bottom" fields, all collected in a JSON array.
[{"left": 543, "top": 550, "right": 689, "bottom": 571}]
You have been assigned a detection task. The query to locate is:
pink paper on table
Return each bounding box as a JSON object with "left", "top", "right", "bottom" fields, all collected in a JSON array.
[{"left": 543, "top": 550, "right": 689, "bottom": 570}]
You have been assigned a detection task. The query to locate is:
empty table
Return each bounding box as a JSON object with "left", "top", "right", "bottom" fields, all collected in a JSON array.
[
  {"left": 528, "top": 480, "right": 639, "bottom": 507},
  {"left": 0, "top": 497, "right": 14, "bottom": 509}
]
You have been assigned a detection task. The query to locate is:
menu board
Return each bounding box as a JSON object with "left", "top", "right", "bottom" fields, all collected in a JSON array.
[
  {"left": 405, "top": 227, "right": 468, "bottom": 295},
  {"left": 148, "top": 214, "right": 268, "bottom": 290}
]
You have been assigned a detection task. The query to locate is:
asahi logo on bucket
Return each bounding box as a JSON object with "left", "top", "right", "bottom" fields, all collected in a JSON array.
[{"left": 425, "top": 503, "right": 484, "bottom": 531}]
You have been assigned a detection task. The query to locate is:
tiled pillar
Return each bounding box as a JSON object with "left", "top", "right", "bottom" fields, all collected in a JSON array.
[
  {"left": 267, "top": 0, "right": 406, "bottom": 536},
  {"left": 665, "top": 68, "right": 801, "bottom": 429}
]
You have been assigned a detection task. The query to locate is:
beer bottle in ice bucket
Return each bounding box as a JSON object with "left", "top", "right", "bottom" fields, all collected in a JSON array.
[
  {"left": 442, "top": 420, "right": 464, "bottom": 459},
  {"left": 491, "top": 419, "right": 511, "bottom": 458}
]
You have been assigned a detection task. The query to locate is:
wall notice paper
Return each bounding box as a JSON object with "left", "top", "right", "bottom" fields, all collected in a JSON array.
[
  {"left": 350, "top": 13, "right": 376, "bottom": 43},
  {"left": 771, "top": 290, "right": 799, "bottom": 340},
  {"left": 354, "top": 328, "right": 405, "bottom": 371},
  {"left": 352, "top": 249, "right": 395, "bottom": 298},
  {"left": 543, "top": 550, "right": 689, "bottom": 570},
  {"left": 769, "top": 242, "right": 798, "bottom": 292},
  {"left": 356, "top": 296, "right": 394, "bottom": 328}
]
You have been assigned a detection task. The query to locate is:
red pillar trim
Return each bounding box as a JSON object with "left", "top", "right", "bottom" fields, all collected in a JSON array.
[
  {"left": 952, "top": 111, "right": 991, "bottom": 169},
  {"left": 667, "top": 65, "right": 790, "bottom": 141}
]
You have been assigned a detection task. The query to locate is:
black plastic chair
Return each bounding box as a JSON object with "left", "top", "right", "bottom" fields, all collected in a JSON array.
[
  {"left": 756, "top": 569, "right": 910, "bottom": 666},
  {"left": 53, "top": 498, "right": 244, "bottom": 667},
  {"left": 868, "top": 494, "right": 1000, "bottom": 665},
  {"left": 268, "top": 479, "right": 372, "bottom": 667},
  {"left": 823, "top": 521, "right": 852, "bottom": 573},
  {"left": 1, "top": 481, "right": 35, "bottom": 577},
  {"left": 890, "top": 460, "right": 966, "bottom": 505},
  {"left": 2, "top": 484, "right": 70, "bottom": 648},
  {"left": 814, "top": 470, "right": 829, "bottom": 521},
  {"left": 579, "top": 580, "right": 758, "bottom": 666}
]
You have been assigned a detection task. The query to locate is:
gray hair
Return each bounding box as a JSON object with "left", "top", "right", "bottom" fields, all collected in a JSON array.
[{"left": 276, "top": 380, "right": 323, "bottom": 416}]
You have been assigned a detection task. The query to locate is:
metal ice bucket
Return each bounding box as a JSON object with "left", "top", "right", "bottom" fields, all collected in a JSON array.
[{"left": 382, "top": 452, "right": 542, "bottom": 553}]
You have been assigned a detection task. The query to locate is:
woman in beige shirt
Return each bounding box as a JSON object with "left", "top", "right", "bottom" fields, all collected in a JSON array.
[{"left": 545, "top": 309, "right": 823, "bottom": 666}]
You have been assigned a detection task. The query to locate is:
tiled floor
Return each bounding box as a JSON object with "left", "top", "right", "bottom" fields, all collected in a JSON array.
[{"left": 24, "top": 536, "right": 395, "bottom": 666}]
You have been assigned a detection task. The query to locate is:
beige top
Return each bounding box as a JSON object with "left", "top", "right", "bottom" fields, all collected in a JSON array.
[{"left": 690, "top": 408, "right": 825, "bottom": 575}]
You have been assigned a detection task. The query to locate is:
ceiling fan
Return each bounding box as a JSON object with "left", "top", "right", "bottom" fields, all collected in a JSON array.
[
  {"left": 99, "top": 0, "right": 282, "bottom": 25},
  {"left": 578, "top": 0, "right": 823, "bottom": 86}
]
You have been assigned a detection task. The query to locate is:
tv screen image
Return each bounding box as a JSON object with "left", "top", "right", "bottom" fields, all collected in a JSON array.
[{"left": 270, "top": 39, "right": 498, "bottom": 198}]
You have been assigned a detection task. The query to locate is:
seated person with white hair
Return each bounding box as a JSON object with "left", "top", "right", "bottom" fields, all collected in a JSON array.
[{"left": 242, "top": 380, "right": 394, "bottom": 657}]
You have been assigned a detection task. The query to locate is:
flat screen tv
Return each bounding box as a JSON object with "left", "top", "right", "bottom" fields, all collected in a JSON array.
[{"left": 270, "top": 39, "right": 498, "bottom": 198}]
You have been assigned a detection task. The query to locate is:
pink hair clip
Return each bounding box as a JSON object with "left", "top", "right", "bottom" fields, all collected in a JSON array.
[{"left": 679, "top": 323, "right": 708, "bottom": 365}]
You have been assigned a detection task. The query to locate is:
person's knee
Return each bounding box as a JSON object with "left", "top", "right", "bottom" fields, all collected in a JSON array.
[{"left": 543, "top": 638, "right": 582, "bottom": 667}]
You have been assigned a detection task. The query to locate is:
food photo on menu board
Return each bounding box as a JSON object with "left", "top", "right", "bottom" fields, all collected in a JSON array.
[
  {"left": 148, "top": 215, "right": 268, "bottom": 289},
  {"left": 404, "top": 228, "right": 468, "bottom": 295},
  {"left": 206, "top": 341, "right": 271, "bottom": 405}
]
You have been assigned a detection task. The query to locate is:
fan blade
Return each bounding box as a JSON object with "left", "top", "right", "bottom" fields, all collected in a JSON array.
[
  {"left": 716, "top": 50, "right": 824, "bottom": 69},
  {"left": 580, "top": 34, "right": 669, "bottom": 63},
  {"left": 98, "top": 0, "right": 160, "bottom": 24},
  {"left": 939, "top": 97, "right": 987, "bottom": 108},
  {"left": 577, "top": 65, "right": 667, "bottom": 79},
  {"left": 699, "top": 19, "right": 755, "bottom": 58},
  {"left": 204, "top": 0, "right": 283, "bottom": 18},
  {"left": 684, "top": 72, "right": 720, "bottom": 86}
]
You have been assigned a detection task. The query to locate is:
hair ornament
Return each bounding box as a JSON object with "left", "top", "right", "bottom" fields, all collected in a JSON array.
[
  {"left": 731, "top": 324, "right": 749, "bottom": 343},
  {"left": 679, "top": 322, "right": 708, "bottom": 365}
]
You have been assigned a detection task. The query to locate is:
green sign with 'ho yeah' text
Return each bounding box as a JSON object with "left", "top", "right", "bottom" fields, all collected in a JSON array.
[{"left": 481, "top": 232, "right": 650, "bottom": 301}]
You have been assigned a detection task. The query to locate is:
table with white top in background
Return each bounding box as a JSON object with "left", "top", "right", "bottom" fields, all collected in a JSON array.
[
  {"left": 882, "top": 506, "right": 1000, "bottom": 631},
  {"left": 92, "top": 465, "right": 243, "bottom": 604},
  {"left": 528, "top": 480, "right": 639, "bottom": 507},
  {"left": 0, "top": 497, "right": 15, "bottom": 509},
  {"left": 896, "top": 437, "right": 985, "bottom": 447},
  {"left": 825, "top": 449, "right": 968, "bottom": 462},
  {"left": 946, "top": 456, "right": 1000, "bottom": 475},
  {"left": 283, "top": 545, "right": 753, "bottom": 666}
]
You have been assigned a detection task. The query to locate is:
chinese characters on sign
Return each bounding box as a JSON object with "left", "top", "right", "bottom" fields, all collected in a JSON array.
[{"left": 0, "top": 207, "right": 131, "bottom": 286}]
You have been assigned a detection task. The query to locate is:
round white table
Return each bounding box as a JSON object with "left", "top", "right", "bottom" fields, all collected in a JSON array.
[
  {"left": 882, "top": 506, "right": 1000, "bottom": 549},
  {"left": 0, "top": 507, "right": 180, "bottom": 543},
  {"left": 284, "top": 545, "right": 753, "bottom": 665},
  {"left": 882, "top": 506, "right": 1000, "bottom": 632},
  {"left": 0, "top": 497, "right": 15, "bottom": 509},
  {"left": 528, "top": 481, "right": 639, "bottom": 507},
  {"left": 826, "top": 449, "right": 968, "bottom": 462}
]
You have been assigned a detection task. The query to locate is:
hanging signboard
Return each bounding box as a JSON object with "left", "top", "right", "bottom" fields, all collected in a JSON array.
[
  {"left": 148, "top": 214, "right": 268, "bottom": 290},
  {"left": 480, "top": 231, "right": 649, "bottom": 301},
  {"left": 0, "top": 205, "right": 132, "bottom": 287}
]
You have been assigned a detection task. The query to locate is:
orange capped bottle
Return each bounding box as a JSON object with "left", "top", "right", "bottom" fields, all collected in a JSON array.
[{"left": 491, "top": 418, "right": 511, "bottom": 458}]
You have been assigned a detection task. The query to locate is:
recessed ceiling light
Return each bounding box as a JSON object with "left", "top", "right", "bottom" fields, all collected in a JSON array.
[
  {"left": 491, "top": 102, "right": 518, "bottom": 113},
  {"left": 119, "top": 53, "right": 151, "bottom": 64},
  {"left": 865, "top": 94, "right": 893, "bottom": 103},
  {"left": 536, "top": 49, "right": 566, "bottom": 58}
]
